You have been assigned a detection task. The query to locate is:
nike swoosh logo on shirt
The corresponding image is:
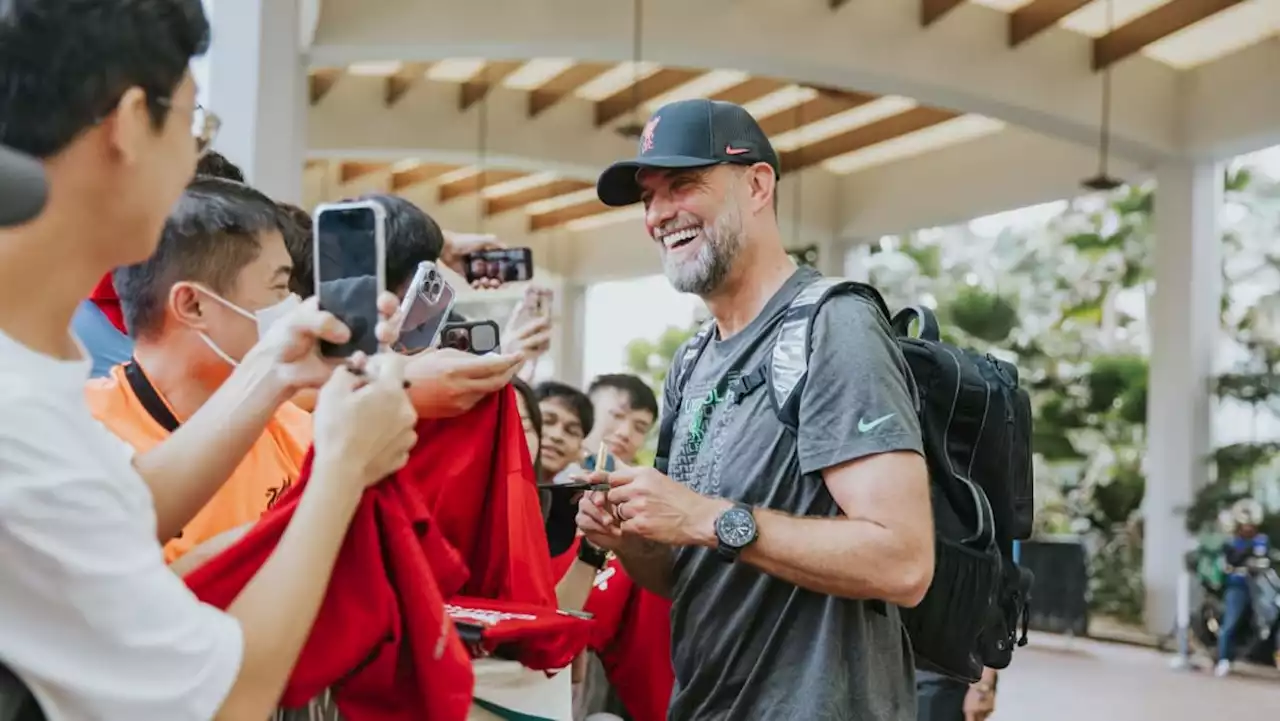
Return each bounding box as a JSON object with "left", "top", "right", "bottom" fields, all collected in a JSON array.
[
  {"left": 725, "top": 145, "right": 750, "bottom": 155},
  {"left": 857, "top": 413, "right": 896, "bottom": 433}
]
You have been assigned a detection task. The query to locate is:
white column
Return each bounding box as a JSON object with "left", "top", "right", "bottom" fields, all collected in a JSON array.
[
  {"left": 551, "top": 282, "right": 588, "bottom": 388},
  {"left": 1144, "top": 159, "right": 1222, "bottom": 634},
  {"left": 205, "top": 0, "right": 307, "bottom": 204}
]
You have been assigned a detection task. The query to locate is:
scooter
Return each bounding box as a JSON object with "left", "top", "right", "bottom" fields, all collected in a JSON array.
[{"left": 1185, "top": 539, "right": 1280, "bottom": 666}]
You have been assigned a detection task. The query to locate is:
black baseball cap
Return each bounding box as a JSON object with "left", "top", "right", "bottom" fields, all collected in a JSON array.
[
  {"left": 596, "top": 98, "right": 780, "bottom": 208},
  {"left": 0, "top": 144, "right": 47, "bottom": 227}
]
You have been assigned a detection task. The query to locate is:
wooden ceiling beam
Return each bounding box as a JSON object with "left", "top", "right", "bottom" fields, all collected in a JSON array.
[
  {"left": 594, "top": 68, "right": 704, "bottom": 127},
  {"left": 829, "top": 0, "right": 852, "bottom": 8},
  {"left": 1093, "top": 0, "right": 1245, "bottom": 70},
  {"left": 438, "top": 169, "right": 527, "bottom": 203},
  {"left": 1008, "top": 0, "right": 1091, "bottom": 47},
  {"left": 390, "top": 162, "right": 459, "bottom": 191},
  {"left": 780, "top": 106, "right": 958, "bottom": 174},
  {"left": 486, "top": 179, "right": 594, "bottom": 216},
  {"left": 757, "top": 89, "right": 878, "bottom": 136},
  {"left": 339, "top": 161, "right": 389, "bottom": 184},
  {"left": 529, "top": 62, "right": 612, "bottom": 117},
  {"left": 385, "top": 62, "right": 430, "bottom": 107},
  {"left": 460, "top": 61, "right": 524, "bottom": 111},
  {"left": 528, "top": 199, "right": 612, "bottom": 232},
  {"left": 309, "top": 69, "right": 341, "bottom": 105},
  {"left": 921, "top": 0, "right": 965, "bottom": 27},
  {"left": 710, "top": 77, "right": 789, "bottom": 105}
]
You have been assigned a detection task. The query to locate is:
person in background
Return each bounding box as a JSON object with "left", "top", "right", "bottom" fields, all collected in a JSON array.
[
  {"left": 87, "top": 177, "right": 311, "bottom": 573},
  {"left": 536, "top": 381, "right": 595, "bottom": 560},
  {"left": 277, "top": 202, "right": 314, "bottom": 297},
  {"left": 0, "top": 2, "right": 419, "bottom": 718},
  {"left": 512, "top": 376, "right": 543, "bottom": 480},
  {"left": 584, "top": 373, "right": 658, "bottom": 468},
  {"left": 73, "top": 148, "right": 250, "bottom": 378},
  {"left": 1216, "top": 499, "right": 1275, "bottom": 676},
  {"left": 916, "top": 668, "right": 997, "bottom": 721},
  {"left": 537, "top": 381, "right": 595, "bottom": 485}
]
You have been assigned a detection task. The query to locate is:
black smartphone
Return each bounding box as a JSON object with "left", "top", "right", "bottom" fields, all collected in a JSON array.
[
  {"left": 313, "top": 201, "right": 387, "bottom": 358},
  {"left": 463, "top": 247, "right": 533, "bottom": 285},
  {"left": 439, "top": 320, "right": 501, "bottom": 355}
]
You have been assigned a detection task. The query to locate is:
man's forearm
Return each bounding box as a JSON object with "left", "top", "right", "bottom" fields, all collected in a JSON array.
[
  {"left": 616, "top": 540, "right": 676, "bottom": 600},
  {"left": 217, "top": 464, "right": 361, "bottom": 720},
  {"left": 136, "top": 357, "right": 290, "bottom": 541},
  {"left": 719, "top": 507, "right": 933, "bottom": 606}
]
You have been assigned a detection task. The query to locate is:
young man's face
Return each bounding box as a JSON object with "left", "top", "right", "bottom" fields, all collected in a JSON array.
[
  {"left": 111, "top": 72, "right": 205, "bottom": 266},
  {"left": 539, "top": 397, "right": 586, "bottom": 476},
  {"left": 587, "top": 388, "right": 654, "bottom": 465}
]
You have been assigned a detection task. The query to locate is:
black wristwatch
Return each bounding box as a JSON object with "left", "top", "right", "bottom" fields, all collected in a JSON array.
[
  {"left": 714, "top": 503, "right": 759, "bottom": 561},
  {"left": 577, "top": 538, "right": 610, "bottom": 570}
]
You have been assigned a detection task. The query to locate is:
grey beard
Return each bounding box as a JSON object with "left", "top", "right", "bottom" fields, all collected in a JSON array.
[{"left": 662, "top": 209, "right": 744, "bottom": 296}]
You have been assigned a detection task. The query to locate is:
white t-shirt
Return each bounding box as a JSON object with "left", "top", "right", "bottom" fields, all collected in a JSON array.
[{"left": 0, "top": 329, "right": 244, "bottom": 720}]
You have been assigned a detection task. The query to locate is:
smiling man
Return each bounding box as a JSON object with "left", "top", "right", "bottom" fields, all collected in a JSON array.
[{"left": 578, "top": 99, "right": 934, "bottom": 721}]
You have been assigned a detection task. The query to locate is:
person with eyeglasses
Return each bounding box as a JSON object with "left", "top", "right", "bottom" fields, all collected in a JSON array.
[{"left": 0, "top": 3, "right": 420, "bottom": 720}]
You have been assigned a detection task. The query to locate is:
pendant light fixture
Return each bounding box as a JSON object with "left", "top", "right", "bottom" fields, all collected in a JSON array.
[
  {"left": 1081, "top": 0, "right": 1123, "bottom": 192},
  {"left": 616, "top": 0, "right": 647, "bottom": 139}
]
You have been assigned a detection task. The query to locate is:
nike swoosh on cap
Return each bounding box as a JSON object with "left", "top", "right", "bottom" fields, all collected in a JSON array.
[{"left": 725, "top": 145, "right": 750, "bottom": 155}]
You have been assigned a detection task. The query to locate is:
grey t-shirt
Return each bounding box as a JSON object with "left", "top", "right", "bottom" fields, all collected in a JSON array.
[{"left": 663, "top": 268, "right": 923, "bottom": 721}]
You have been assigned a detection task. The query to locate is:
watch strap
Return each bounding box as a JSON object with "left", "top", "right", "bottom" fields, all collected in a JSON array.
[{"left": 577, "top": 538, "right": 610, "bottom": 570}]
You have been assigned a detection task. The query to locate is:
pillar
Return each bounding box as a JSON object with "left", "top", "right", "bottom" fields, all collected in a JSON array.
[
  {"left": 1143, "top": 159, "right": 1222, "bottom": 634},
  {"left": 551, "top": 282, "right": 588, "bottom": 388},
  {"left": 204, "top": 0, "right": 307, "bottom": 204}
]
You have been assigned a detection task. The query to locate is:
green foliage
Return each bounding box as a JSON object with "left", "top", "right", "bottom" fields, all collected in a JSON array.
[
  {"left": 945, "top": 286, "right": 1019, "bottom": 343},
  {"left": 624, "top": 323, "right": 701, "bottom": 391}
]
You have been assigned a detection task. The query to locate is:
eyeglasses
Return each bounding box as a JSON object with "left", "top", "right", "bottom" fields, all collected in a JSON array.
[{"left": 153, "top": 97, "right": 221, "bottom": 156}]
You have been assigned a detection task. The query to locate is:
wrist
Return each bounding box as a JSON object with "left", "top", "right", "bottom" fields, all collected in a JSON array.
[
  {"left": 238, "top": 345, "right": 296, "bottom": 403},
  {"left": 693, "top": 497, "right": 734, "bottom": 548}
]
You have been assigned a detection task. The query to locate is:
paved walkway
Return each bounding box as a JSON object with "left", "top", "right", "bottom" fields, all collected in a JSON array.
[{"left": 995, "top": 634, "right": 1280, "bottom": 720}]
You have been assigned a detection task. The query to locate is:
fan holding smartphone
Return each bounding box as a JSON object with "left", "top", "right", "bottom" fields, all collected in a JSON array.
[{"left": 504, "top": 286, "right": 554, "bottom": 379}]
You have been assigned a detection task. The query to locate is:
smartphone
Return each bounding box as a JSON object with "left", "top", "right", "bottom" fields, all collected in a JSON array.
[
  {"left": 464, "top": 247, "right": 534, "bottom": 285},
  {"left": 440, "top": 320, "right": 501, "bottom": 355},
  {"left": 394, "top": 262, "right": 457, "bottom": 354},
  {"left": 313, "top": 200, "right": 386, "bottom": 358}
]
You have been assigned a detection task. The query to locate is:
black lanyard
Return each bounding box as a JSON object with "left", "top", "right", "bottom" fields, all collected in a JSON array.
[{"left": 123, "top": 359, "right": 181, "bottom": 433}]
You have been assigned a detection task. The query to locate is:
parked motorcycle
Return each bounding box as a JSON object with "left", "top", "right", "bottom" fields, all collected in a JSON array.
[{"left": 1185, "top": 536, "right": 1280, "bottom": 666}]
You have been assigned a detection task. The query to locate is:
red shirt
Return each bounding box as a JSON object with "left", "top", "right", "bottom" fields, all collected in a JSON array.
[
  {"left": 185, "top": 388, "right": 585, "bottom": 721},
  {"left": 90, "top": 273, "right": 127, "bottom": 334},
  {"left": 552, "top": 537, "right": 674, "bottom": 721}
]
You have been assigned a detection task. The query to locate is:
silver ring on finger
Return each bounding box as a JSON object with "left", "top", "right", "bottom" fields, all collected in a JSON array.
[{"left": 612, "top": 502, "right": 627, "bottom": 523}]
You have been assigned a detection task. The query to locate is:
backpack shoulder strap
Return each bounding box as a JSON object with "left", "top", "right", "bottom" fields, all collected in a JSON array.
[
  {"left": 653, "top": 320, "right": 716, "bottom": 474},
  {"left": 770, "top": 278, "right": 893, "bottom": 431}
]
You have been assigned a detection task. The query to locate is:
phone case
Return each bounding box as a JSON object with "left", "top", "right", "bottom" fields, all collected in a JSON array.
[
  {"left": 312, "top": 200, "right": 388, "bottom": 358},
  {"left": 394, "top": 262, "right": 457, "bottom": 354}
]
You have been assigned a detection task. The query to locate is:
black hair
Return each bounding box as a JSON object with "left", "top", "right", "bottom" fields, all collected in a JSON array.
[
  {"left": 277, "top": 202, "right": 314, "bottom": 297},
  {"left": 534, "top": 380, "right": 595, "bottom": 437},
  {"left": 588, "top": 373, "right": 659, "bottom": 420},
  {"left": 510, "top": 376, "right": 544, "bottom": 475},
  {"left": 195, "top": 150, "right": 245, "bottom": 183},
  {"left": 0, "top": 0, "right": 211, "bottom": 158},
  {"left": 348, "top": 193, "right": 445, "bottom": 293},
  {"left": 115, "top": 177, "right": 283, "bottom": 339}
]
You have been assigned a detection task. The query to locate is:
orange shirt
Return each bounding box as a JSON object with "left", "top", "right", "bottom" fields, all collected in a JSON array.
[{"left": 84, "top": 363, "right": 312, "bottom": 563}]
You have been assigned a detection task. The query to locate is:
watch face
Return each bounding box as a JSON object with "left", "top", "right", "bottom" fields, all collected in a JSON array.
[{"left": 717, "top": 508, "right": 756, "bottom": 549}]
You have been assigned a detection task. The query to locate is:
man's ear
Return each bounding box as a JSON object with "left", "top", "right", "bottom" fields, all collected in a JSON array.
[
  {"left": 106, "top": 87, "right": 153, "bottom": 166},
  {"left": 168, "top": 283, "right": 208, "bottom": 331},
  {"left": 745, "top": 163, "right": 777, "bottom": 215}
]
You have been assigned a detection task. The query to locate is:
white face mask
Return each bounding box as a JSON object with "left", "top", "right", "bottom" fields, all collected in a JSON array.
[{"left": 192, "top": 286, "right": 301, "bottom": 366}]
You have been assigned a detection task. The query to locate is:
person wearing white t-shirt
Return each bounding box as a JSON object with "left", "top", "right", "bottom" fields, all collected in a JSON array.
[{"left": 0, "top": 2, "right": 419, "bottom": 720}]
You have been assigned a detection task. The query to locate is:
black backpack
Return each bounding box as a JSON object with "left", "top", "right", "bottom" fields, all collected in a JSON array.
[
  {"left": 0, "top": 665, "right": 43, "bottom": 721},
  {"left": 654, "top": 277, "right": 1035, "bottom": 683}
]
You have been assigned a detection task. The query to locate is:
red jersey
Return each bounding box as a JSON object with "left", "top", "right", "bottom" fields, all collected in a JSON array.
[{"left": 185, "top": 388, "right": 579, "bottom": 721}]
